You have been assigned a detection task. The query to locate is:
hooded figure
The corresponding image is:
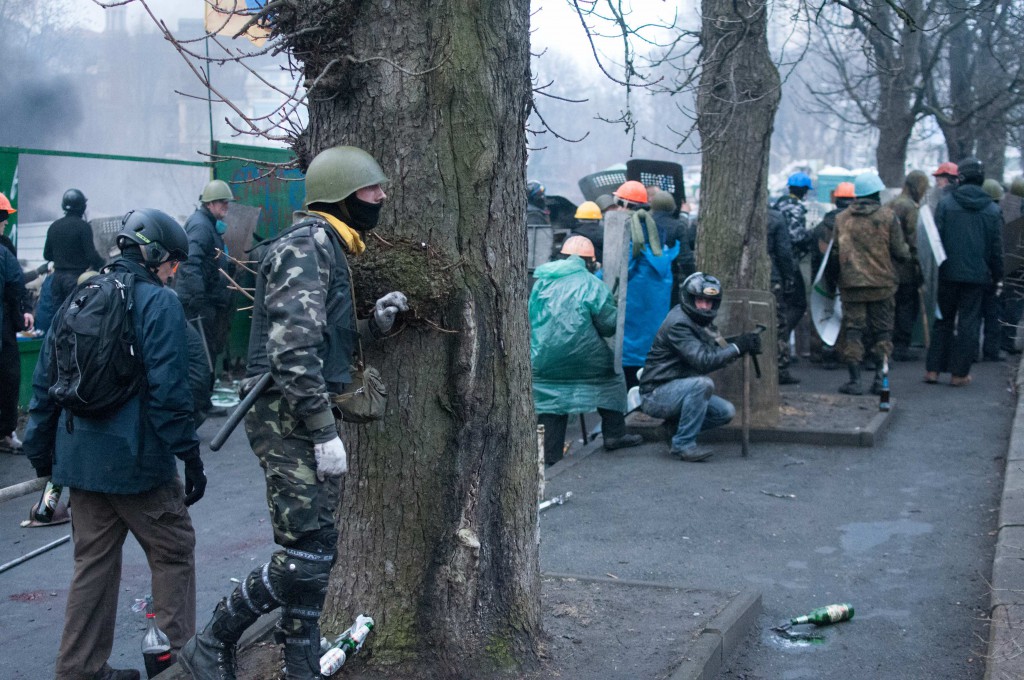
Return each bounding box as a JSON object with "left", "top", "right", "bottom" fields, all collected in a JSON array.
[
  {"left": 887, "top": 170, "right": 930, "bottom": 360},
  {"left": 925, "top": 157, "right": 1004, "bottom": 385}
]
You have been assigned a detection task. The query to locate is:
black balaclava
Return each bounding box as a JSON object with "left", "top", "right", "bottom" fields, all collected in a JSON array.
[
  {"left": 343, "top": 193, "right": 383, "bottom": 232},
  {"left": 789, "top": 186, "right": 809, "bottom": 200},
  {"left": 310, "top": 195, "right": 383, "bottom": 233}
]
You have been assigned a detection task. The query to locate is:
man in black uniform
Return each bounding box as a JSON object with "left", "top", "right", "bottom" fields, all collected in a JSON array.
[{"left": 43, "top": 188, "right": 105, "bottom": 307}]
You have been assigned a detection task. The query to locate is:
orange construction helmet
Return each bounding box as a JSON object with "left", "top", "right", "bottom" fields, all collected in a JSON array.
[
  {"left": 561, "top": 235, "right": 595, "bottom": 259},
  {"left": 933, "top": 162, "right": 958, "bottom": 178},
  {"left": 833, "top": 182, "right": 856, "bottom": 199},
  {"left": 574, "top": 201, "right": 602, "bottom": 220},
  {"left": 613, "top": 180, "right": 649, "bottom": 206},
  {"left": 0, "top": 192, "right": 15, "bottom": 214}
]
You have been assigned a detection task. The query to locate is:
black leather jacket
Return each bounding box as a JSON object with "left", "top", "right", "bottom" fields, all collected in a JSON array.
[{"left": 639, "top": 306, "right": 740, "bottom": 395}]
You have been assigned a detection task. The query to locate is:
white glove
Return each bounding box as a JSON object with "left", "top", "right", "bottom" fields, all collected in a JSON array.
[
  {"left": 373, "top": 291, "right": 409, "bottom": 334},
  {"left": 314, "top": 436, "right": 348, "bottom": 481}
]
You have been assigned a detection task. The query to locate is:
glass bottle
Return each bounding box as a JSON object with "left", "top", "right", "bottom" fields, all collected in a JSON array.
[{"left": 790, "top": 603, "right": 855, "bottom": 626}]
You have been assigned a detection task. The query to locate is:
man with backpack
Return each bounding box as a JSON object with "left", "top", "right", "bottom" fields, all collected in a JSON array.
[
  {"left": 23, "top": 209, "right": 205, "bottom": 680},
  {"left": 181, "top": 145, "right": 408, "bottom": 680}
]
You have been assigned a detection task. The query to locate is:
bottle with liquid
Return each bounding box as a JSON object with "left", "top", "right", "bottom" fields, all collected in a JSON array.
[
  {"left": 878, "top": 357, "right": 890, "bottom": 412},
  {"left": 33, "top": 481, "right": 63, "bottom": 523},
  {"left": 137, "top": 596, "right": 172, "bottom": 678},
  {"left": 789, "top": 603, "right": 855, "bottom": 626},
  {"left": 320, "top": 614, "right": 374, "bottom": 676}
]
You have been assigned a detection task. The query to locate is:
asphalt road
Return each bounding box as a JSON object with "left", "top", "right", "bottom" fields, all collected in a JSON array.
[
  {"left": 0, "top": 415, "right": 275, "bottom": 679},
  {"left": 541, "top": 355, "right": 1014, "bottom": 680},
  {"left": 0, "top": 353, "right": 1013, "bottom": 679}
]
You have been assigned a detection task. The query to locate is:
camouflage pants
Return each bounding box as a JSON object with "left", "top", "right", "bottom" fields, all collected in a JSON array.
[
  {"left": 839, "top": 297, "right": 894, "bottom": 364},
  {"left": 245, "top": 393, "right": 340, "bottom": 548}
]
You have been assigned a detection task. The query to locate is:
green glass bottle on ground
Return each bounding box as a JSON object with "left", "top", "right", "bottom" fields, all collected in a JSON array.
[{"left": 789, "top": 603, "right": 854, "bottom": 626}]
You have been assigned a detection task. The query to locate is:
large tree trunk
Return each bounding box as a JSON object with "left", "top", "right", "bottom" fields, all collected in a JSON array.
[
  {"left": 275, "top": 1, "right": 541, "bottom": 677},
  {"left": 696, "top": 0, "right": 781, "bottom": 421}
]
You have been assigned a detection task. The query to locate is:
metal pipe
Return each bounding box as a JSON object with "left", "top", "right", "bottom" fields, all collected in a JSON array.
[
  {"left": 0, "top": 477, "right": 47, "bottom": 504},
  {"left": 539, "top": 491, "right": 573, "bottom": 513},
  {"left": 0, "top": 535, "right": 71, "bottom": 574}
]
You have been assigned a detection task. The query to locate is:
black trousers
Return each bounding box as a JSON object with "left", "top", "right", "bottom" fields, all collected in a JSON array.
[
  {"left": 926, "top": 280, "right": 986, "bottom": 377},
  {"left": 0, "top": 335, "right": 18, "bottom": 435},
  {"left": 893, "top": 281, "right": 920, "bottom": 349},
  {"left": 538, "top": 409, "right": 626, "bottom": 466}
]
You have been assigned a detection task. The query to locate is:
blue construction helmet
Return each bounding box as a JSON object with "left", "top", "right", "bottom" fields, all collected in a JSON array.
[
  {"left": 853, "top": 172, "right": 886, "bottom": 198},
  {"left": 787, "top": 172, "right": 813, "bottom": 189}
]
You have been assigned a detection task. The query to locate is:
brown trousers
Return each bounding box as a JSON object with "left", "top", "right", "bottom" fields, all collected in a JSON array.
[{"left": 56, "top": 481, "right": 196, "bottom": 680}]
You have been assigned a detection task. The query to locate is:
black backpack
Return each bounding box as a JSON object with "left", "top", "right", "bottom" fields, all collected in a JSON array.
[{"left": 48, "top": 270, "right": 146, "bottom": 418}]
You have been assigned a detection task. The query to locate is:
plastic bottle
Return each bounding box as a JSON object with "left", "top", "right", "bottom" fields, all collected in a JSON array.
[
  {"left": 320, "top": 614, "right": 374, "bottom": 676},
  {"left": 33, "top": 481, "right": 63, "bottom": 523},
  {"left": 789, "top": 603, "right": 855, "bottom": 626},
  {"left": 879, "top": 358, "right": 890, "bottom": 412},
  {"left": 137, "top": 597, "right": 172, "bottom": 678}
]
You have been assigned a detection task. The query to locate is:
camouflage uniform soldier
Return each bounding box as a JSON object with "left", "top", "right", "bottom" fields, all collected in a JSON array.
[
  {"left": 888, "top": 171, "right": 929, "bottom": 361},
  {"left": 830, "top": 172, "right": 910, "bottom": 395},
  {"left": 181, "top": 146, "right": 408, "bottom": 680}
]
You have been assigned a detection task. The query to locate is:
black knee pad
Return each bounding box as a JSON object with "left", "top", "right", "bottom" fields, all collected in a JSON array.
[{"left": 268, "top": 544, "right": 336, "bottom": 608}]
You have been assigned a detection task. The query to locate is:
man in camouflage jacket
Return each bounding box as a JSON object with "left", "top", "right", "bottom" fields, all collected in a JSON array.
[
  {"left": 181, "top": 146, "right": 408, "bottom": 680},
  {"left": 830, "top": 172, "right": 910, "bottom": 395}
]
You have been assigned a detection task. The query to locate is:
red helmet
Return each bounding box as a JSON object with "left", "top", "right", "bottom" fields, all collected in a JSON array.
[
  {"left": 833, "top": 182, "right": 856, "bottom": 199},
  {"left": 932, "top": 162, "right": 958, "bottom": 178},
  {"left": 614, "top": 180, "right": 649, "bottom": 206}
]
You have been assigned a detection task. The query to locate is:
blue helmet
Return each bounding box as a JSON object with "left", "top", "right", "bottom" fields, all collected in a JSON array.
[
  {"left": 787, "top": 172, "right": 813, "bottom": 189},
  {"left": 853, "top": 172, "right": 886, "bottom": 198}
]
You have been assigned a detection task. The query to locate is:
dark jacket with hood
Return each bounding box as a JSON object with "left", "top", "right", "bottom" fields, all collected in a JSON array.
[
  {"left": 23, "top": 257, "right": 200, "bottom": 494},
  {"left": 175, "top": 205, "right": 231, "bottom": 308},
  {"left": 768, "top": 207, "right": 799, "bottom": 287},
  {"left": 935, "top": 184, "right": 1004, "bottom": 285},
  {"left": 639, "top": 306, "right": 741, "bottom": 395}
]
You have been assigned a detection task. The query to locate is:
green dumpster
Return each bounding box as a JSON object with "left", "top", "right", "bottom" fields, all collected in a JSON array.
[{"left": 18, "top": 337, "right": 44, "bottom": 408}]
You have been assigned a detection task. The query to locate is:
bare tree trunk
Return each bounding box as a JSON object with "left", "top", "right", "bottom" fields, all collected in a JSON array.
[
  {"left": 976, "top": 119, "right": 1007, "bottom": 181},
  {"left": 697, "top": 0, "right": 780, "bottom": 421},
  {"left": 275, "top": 1, "right": 541, "bottom": 676}
]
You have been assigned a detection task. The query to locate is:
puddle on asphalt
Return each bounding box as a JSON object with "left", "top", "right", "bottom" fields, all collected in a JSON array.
[{"left": 839, "top": 519, "right": 932, "bottom": 553}]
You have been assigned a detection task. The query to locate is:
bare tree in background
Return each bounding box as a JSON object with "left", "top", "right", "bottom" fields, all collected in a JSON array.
[{"left": 803, "top": 0, "right": 928, "bottom": 185}]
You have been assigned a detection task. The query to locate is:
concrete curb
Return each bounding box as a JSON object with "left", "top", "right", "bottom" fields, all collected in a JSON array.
[
  {"left": 985, "top": 353, "right": 1024, "bottom": 680},
  {"left": 543, "top": 573, "right": 761, "bottom": 680},
  {"left": 669, "top": 590, "right": 762, "bottom": 680}
]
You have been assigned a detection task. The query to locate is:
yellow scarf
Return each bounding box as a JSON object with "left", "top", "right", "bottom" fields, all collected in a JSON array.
[{"left": 310, "top": 211, "right": 365, "bottom": 255}]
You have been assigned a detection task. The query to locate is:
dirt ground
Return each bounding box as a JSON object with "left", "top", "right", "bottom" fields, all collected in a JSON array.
[{"left": 239, "top": 575, "right": 735, "bottom": 680}]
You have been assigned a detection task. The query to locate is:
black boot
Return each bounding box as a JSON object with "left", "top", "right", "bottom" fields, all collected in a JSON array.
[
  {"left": 280, "top": 614, "right": 323, "bottom": 680},
  {"left": 870, "top": 361, "right": 884, "bottom": 395},
  {"left": 180, "top": 564, "right": 281, "bottom": 680},
  {"left": 838, "top": 363, "right": 863, "bottom": 395}
]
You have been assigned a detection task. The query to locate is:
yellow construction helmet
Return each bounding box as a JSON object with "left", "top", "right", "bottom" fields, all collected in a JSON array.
[
  {"left": 561, "top": 235, "right": 595, "bottom": 258},
  {"left": 574, "top": 201, "right": 602, "bottom": 220}
]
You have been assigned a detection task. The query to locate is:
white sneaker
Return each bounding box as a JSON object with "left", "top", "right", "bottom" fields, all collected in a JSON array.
[{"left": 0, "top": 433, "right": 22, "bottom": 452}]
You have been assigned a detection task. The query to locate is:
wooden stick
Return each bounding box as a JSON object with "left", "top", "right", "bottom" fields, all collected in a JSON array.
[{"left": 218, "top": 267, "right": 255, "bottom": 302}]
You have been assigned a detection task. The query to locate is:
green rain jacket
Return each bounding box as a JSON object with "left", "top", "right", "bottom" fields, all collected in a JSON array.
[{"left": 529, "top": 256, "right": 627, "bottom": 415}]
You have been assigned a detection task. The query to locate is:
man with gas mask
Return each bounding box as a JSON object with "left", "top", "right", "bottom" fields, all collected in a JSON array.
[
  {"left": 180, "top": 146, "right": 408, "bottom": 680},
  {"left": 638, "top": 273, "right": 761, "bottom": 462},
  {"left": 175, "top": 179, "right": 236, "bottom": 416},
  {"left": 529, "top": 235, "right": 642, "bottom": 465}
]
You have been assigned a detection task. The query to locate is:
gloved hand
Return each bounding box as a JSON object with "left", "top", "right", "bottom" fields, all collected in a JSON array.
[
  {"left": 36, "top": 262, "right": 51, "bottom": 276},
  {"left": 183, "top": 455, "right": 207, "bottom": 506},
  {"left": 732, "top": 332, "right": 762, "bottom": 356},
  {"left": 314, "top": 436, "right": 348, "bottom": 481},
  {"left": 372, "top": 291, "right": 409, "bottom": 335}
]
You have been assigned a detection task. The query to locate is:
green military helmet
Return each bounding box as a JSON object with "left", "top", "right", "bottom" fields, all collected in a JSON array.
[
  {"left": 1010, "top": 176, "right": 1024, "bottom": 198},
  {"left": 303, "top": 145, "right": 388, "bottom": 208},
  {"left": 200, "top": 179, "right": 235, "bottom": 203},
  {"left": 982, "top": 179, "right": 1004, "bottom": 201}
]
